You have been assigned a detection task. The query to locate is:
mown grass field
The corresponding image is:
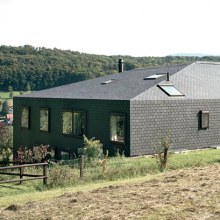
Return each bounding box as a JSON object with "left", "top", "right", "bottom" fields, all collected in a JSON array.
[
  {"left": 1, "top": 163, "right": 219, "bottom": 220},
  {"left": 0, "top": 148, "right": 219, "bottom": 220}
]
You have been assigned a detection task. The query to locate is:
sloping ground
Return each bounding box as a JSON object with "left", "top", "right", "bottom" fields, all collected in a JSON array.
[{"left": 1, "top": 164, "right": 220, "bottom": 220}]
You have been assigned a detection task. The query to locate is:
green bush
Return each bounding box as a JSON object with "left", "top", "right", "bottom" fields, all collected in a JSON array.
[
  {"left": 0, "top": 125, "right": 13, "bottom": 165},
  {"left": 80, "top": 135, "right": 103, "bottom": 161},
  {"left": 47, "top": 162, "right": 79, "bottom": 188}
]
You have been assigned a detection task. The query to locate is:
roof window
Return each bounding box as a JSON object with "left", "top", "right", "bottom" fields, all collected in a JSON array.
[
  {"left": 158, "top": 84, "right": 184, "bottom": 96},
  {"left": 144, "top": 74, "right": 164, "bottom": 80},
  {"left": 101, "top": 79, "right": 115, "bottom": 85}
]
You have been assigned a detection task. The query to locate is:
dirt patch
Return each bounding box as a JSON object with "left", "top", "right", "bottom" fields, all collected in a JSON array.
[{"left": 1, "top": 164, "right": 220, "bottom": 220}]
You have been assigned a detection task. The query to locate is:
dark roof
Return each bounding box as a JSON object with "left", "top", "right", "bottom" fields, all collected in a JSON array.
[{"left": 17, "top": 64, "right": 188, "bottom": 100}]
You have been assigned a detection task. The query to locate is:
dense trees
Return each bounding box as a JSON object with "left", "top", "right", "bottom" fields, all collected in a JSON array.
[{"left": 1, "top": 45, "right": 220, "bottom": 91}]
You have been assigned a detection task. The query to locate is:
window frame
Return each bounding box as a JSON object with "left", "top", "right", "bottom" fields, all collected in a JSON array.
[
  {"left": 62, "top": 110, "right": 86, "bottom": 137},
  {"left": 110, "top": 113, "right": 126, "bottom": 144},
  {"left": 200, "top": 111, "right": 209, "bottom": 129},
  {"left": 21, "top": 106, "right": 30, "bottom": 129},
  {"left": 40, "top": 108, "right": 50, "bottom": 133},
  {"left": 157, "top": 84, "right": 184, "bottom": 96}
]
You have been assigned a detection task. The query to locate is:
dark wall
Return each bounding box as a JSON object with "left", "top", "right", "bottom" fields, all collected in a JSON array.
[
  {"left": 13, "top": 97, "right": 130, "bottom": 157},
  {"left": 130, "top": 99, "right": 220, "bottom": 155}
]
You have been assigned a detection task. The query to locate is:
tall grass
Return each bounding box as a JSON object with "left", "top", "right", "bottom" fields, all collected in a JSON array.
[{"left": 0, "top": 149, "right": 219, "bottom": 200}]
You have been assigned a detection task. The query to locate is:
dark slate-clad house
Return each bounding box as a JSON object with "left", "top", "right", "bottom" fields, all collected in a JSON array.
[{"left": 14, "top": 61, "right": 220, "bottom": 158}]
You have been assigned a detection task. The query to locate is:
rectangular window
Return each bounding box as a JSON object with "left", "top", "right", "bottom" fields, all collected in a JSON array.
[
  {"left": 62, "top": 111, "right": 86, "bottom": 136},
  {"left": 73, "top": 112, "right": 86, "bottom": 136},
  {"left": 21, "top": 107, "right": 29, "bottom": 128},
  {"left": 200, "top": 111, "right": 209, "bottom": 129},
  {"left": 62, "top": 111, "right": 72, "bottom": 135},
  {"left": 40, "top": 109, "right": 49, "bottom": 132},
  {"left": 110, "top": 114, "right": 125, "bottom": 143},
  {"left": 158, "top": 84, "right": 184, "bottom": 96}
]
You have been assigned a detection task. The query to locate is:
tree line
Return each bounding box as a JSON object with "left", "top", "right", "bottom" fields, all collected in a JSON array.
[{"left": 1, "top": 45, "right": 220, "bottom": 91}]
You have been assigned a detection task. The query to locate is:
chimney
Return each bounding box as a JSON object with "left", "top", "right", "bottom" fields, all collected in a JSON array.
[
  {"left": 167, "top": 72, "right": 169, "bottom": 81},
  {"left": 118, "top": 59, "right": 124, "bottom": 73}
]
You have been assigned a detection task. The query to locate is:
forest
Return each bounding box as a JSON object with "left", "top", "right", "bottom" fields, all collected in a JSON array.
[{"left": 1, "top": 45, "right": 220, "bottom": 91}]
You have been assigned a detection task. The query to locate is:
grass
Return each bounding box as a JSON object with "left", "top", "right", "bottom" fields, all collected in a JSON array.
[
  {"left": 0, "top": 91, "right": 24, "bottom": 99},
  {"left": 0, "top": 91, "right": 31, "bottom": 111},
  {"left": 1, "top": 163, "right": 220, "bottom": 219},
  {"left": 0, "top": 148, "right": 219, "bottom": 208},
  {"left": 0, "top": 175, "right": 154, "bottom": 207}
]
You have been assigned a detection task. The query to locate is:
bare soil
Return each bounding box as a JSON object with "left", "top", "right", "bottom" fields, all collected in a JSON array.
[{"left": 1, "top": 164, "right": 220, "bottom": 220}]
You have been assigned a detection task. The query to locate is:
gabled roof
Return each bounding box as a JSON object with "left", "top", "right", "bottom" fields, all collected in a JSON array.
[{"left": 17, "top": 64, "right": 188, "bottom": 100}]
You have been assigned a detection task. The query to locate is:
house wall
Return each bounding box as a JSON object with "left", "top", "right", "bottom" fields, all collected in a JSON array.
[
  {"left": 13, "top": 98, "right": 130, "bottom": 157},
  {"left": 130, "top": 99, "right": 220, "bottom": 155}
]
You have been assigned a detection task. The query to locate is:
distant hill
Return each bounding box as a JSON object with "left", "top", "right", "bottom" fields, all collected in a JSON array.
[
  {"left": 1, "top": 45, "right": 220, "bottom": 91},
  {"left": 171, "top": 53, "right": 215, "bottom": 57}
]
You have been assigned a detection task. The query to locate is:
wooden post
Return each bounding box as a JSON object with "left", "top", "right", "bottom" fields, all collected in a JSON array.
[
  {"left": 80, "top": 155, "right": 84, "bottom": 178},
  {"left": 19, "top": 167, "right": 24, "bottom": 184},
  {"left": 43, "top": 163, "right": 47, "bottom": 185}
]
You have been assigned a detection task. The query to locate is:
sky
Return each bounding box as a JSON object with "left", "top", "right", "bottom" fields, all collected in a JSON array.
[{"left": 0, "top": 0, "right": 220, "bottom": 57}]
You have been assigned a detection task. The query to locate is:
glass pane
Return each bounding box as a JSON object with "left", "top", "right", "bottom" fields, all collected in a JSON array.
[
  {"left": 62, "top": 112, "right": 72, "bottom": 135},
  {"left": 159, "top": 85, "right": 184, "bottom": 96},
  {"left": 73, "top": 112, "right": 85, "bottom": 136},
  {"left": 61, "top": 151, "right": 70, "bottom": 160},
  {"left": 202, "top": 112, "right": 209, "bottom": 128},
  {"left": 40, "top": 109, "right": 49, "bottom": 132},
  {"left": 21, "top": 107, "right": 29, "bottom": 128},
  {"left": 110, "top": 115, "right": 125, "bottom": 143}
]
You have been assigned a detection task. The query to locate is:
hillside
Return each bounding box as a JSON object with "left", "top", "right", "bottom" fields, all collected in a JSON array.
[
  {"left": 1, "top": 164, "right": 220, "bottom": 220},
  {"left": 1, "top": 45, "right": 220, "bottom": 91}
]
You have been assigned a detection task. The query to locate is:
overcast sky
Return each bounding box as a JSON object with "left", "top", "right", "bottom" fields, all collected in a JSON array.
[{"left": 0, "top": 0, "right": 220, "bottom": 57}]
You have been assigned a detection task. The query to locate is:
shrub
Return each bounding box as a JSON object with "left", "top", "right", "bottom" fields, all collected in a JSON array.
[
  {"left": 15, "top": 144, "right": 50, "bottom": 163},
  {"left": 47, "top": 162, "right": 79, "bottom": 187},
  {"left": 0, "top": 124, "right": 13, "bottom": 165},
  {"left": 80, "top": 135, "right": 103, "bottom": 161},
  {"left": 155, "top": 136, "right": 172, "bottom": 171}
]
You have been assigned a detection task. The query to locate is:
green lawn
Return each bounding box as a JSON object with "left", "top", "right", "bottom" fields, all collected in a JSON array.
[
  {"left": 0, "top": 91, "right": 31, "bottom": 109},
  {"left": 0, "top": 91, "right": 23, "bottom": 99}
]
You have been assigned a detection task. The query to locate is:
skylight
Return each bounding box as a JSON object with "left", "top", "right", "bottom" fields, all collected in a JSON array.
[
  {"left": 144, "top": 74, "right": 164, "bottom": 80},
  {"left": 101, "top": 79, "right": 115, "bottom": 84},
  {"left": 158, "top": 85, "right": 184, "bottom": 96}
]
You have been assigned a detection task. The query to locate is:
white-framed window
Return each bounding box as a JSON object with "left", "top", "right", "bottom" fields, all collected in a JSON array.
[
  {"left": 158, "top": 84, "right": 184, "bottom": 96},
  {"left": 110, "top": 114, "right": 125, "bottom": 143}
]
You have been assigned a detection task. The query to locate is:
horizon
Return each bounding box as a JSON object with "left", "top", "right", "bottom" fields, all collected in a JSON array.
[
  {"left": 1, "top": 0, "right": 220, "bottom": 57},
  {"left": 1, "top": 44, "right": 218, "bottom": 58}
]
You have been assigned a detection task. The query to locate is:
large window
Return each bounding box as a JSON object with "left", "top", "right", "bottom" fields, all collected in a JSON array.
[
  {"left": 40, "top": 109, "right": 49, "bottom": 132},
  {"left": 110, "top": 114, "right": 125, "bottom": 143},
  {"left": 62, "top": 111, "right": 86, "bottom": 136},
  {"left": 21, "top": 107, "right": 30, "bottom": 128}
]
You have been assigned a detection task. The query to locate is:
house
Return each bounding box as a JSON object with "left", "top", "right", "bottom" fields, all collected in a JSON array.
[{"left": 13, "top": 61, "right": 220, "bottom": 159}]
